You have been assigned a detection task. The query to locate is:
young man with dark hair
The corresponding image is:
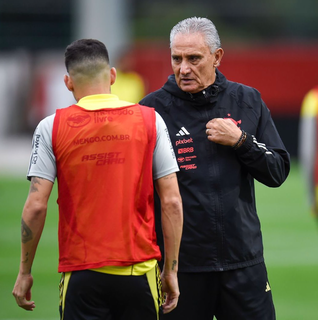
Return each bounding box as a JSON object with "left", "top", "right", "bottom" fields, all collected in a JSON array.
[{"left": 13, "top": 39, "right": 183, "bottom": 320}]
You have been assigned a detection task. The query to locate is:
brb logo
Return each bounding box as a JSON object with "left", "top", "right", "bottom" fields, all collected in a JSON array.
[{"left": 67, "top": 113, "right": 91, "bottom": 128}]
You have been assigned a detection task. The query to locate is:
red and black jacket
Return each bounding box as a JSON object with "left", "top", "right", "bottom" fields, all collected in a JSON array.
[{"left": 140, "top": 69, "right": 290, "bottom": 272}]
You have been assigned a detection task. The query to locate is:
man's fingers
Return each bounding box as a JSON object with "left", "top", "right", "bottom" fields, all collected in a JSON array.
[
  {"left": 21, "top": 301, "right": 35, "bottom": 311},
  {"left": 162, "top": 300, "right": 178, "bottom": 313},
  {"left": 162, "top": 294, "right": 179, "bottom": 314},
  {"left": 13, "top": 289, "right": 35, "bottom": 311},
  {"left": 14, "top": 296, "right": 35, "bottom": 311}
]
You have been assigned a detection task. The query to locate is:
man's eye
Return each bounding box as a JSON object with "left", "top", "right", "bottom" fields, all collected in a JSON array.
[
  {"left": 190, "top": 56, "right": 199, "bottom": 62},
  {"left": 172, "top": 57, "right": 181, "bottom": 62}
]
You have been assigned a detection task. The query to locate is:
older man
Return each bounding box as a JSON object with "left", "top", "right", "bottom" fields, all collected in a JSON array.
[{"left": 140, "top": 17, "right": 290, "bottom": 320}]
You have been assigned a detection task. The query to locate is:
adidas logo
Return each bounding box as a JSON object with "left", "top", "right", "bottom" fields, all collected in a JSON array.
[
  {"left": 176, "top": 127, "right": 190, "bottom": 136},
  {"left": 265, "top": 282, "right": 271, "bottom": 292}
]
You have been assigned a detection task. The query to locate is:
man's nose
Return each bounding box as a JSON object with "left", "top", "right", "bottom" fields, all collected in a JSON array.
[{"left": 180, "top": 61, "right": 191, "bottom": 74}]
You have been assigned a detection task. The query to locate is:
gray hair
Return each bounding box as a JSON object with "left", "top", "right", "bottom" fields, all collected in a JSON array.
[{"left": 170, "top": 17, "right": 221, "bottom": 54}]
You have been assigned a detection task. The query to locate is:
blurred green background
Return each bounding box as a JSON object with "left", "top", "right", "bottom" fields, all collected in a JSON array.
[
  {"left": 1, "top": 161, "right": 318, "bottom": 320},
  {"left": 0, "top": 1, "right": 318, "bottom": 319}
]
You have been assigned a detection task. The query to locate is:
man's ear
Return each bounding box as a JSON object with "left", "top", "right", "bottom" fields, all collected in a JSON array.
[
  {"left": 110, "top": 67, "right": 117, "bottom": 85},
  {"left": 213, "top": 48, "right": 224, "bottom": 68},
  {"left": 64, "top": 74, "right": 74, "bottom": 91}
]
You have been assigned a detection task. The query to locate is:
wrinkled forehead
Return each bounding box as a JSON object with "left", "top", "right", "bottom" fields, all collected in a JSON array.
[{"left": 171, "top": 33, "right": 210, "bottom": 55}]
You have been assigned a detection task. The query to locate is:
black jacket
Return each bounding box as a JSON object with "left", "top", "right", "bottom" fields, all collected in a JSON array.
[{"left": 140, "top": 69, "right": 290, "bottom": 272}]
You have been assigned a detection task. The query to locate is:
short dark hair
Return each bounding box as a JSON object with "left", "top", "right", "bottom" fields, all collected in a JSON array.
[{"left": 65, "top": 39, "right": 110, "bottom": 72}]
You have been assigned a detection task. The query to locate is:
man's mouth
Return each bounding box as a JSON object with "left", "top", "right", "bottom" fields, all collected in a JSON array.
[{"left": 180, "top": 78, "right": 193, "bottom": 83}]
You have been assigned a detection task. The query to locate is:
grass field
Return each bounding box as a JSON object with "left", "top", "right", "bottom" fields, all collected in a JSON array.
[{"left": 0, "top": 160, "right": 317, "bottom": 319}]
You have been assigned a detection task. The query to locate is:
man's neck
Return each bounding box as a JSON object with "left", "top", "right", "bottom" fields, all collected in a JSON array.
[{"left": 74, "top": 86, "right": 111, "bottom": 102}]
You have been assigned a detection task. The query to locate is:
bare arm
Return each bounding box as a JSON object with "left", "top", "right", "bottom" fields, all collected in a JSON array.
[
  {"left": 155, "top": 172, "right": 183, "bottom": 314},
  {"left": 12, "top": 177, "right": 54, "bottom": 311}
]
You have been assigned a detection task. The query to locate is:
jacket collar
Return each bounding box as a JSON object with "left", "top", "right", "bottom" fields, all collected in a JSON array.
[{"left": 162, "top": 69, "right": 227, "bottom": 106}]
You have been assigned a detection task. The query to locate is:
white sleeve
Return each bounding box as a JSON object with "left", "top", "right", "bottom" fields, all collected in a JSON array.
[
  {"left": 153, "top": 112, "right": 179, "bottom": 180},
  {"left": 298, "top": 115, "right": 316, "bottom": 206},
  {"left": 27, "top": 114, "right": 56, "bottom": 183}
]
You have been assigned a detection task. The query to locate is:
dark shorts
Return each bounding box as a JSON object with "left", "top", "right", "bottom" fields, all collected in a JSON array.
[
  {"left": 59, "top": 266, "right": 163, "bottom": 320},
  {"left": 162, "top": 262, "right": 275, "bottom": 320}
]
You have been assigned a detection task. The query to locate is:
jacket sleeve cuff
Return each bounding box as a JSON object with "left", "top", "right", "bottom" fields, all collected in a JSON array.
[{"left": 234, "top": 132, "right": 253, "bottom": 155}]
